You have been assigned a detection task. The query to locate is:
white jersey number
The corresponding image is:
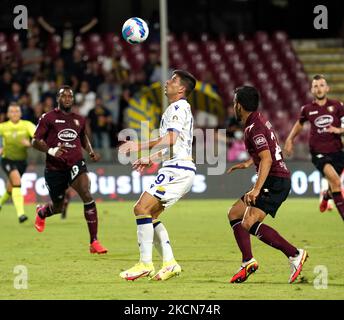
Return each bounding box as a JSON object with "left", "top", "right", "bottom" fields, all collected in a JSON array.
[{"left": 271, "top": 132, "right": 282, "bottom": 161}]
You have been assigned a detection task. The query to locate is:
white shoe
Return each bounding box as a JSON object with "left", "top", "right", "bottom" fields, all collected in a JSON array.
[
  {"left": 288, "top": 249, "right": 308, "bottom": 284},
  {"left": 150, "top": 259, "right": 182, "bottom": 281}
]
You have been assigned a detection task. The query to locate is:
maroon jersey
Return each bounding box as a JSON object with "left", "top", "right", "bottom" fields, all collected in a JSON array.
[
  {"left": 34, "top": 108, "right": 86, "bottom": 170},
  {"left": 244, "top": 112, "right": 290, "bottom": 178},
  {"left": 299, "top": 99, "right": 344, "bottom": 154}
]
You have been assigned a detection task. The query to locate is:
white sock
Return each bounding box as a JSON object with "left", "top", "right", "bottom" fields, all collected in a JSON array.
[
  {"left": 136, "top": 216, "right": 154, "bottom": 264},
  {"left": 154, "top": 221, "right": 174, "bottom": 263}
]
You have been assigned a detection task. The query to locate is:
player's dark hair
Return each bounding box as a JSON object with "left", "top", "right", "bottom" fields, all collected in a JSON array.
[
  {"left": 313, "top": 74, "right": 326, "bottom": 81},
  {"left": 173, "top": 70, "right": 196, "bottom": 97},
  {"left": 234, "top": 86, "right": 259, "bottom": 112},
  {"left": 57, "top": 85, "right": 73, "bottom": 97}
]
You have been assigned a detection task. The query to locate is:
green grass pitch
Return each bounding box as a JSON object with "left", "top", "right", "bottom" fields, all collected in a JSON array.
[{"left": 0, "top": 199, "right": 342, "bottom": 300}]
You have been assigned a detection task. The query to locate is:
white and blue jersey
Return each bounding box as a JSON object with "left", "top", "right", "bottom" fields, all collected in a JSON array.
[
  {"left": 145, "top": 98, "right": 196, "bottom": 208},
  {"left": 160, "top": 99, "right": 196, "bottom": 171}
]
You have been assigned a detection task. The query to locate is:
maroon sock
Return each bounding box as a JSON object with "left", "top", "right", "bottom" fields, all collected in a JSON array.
[
  {"left": 230, "top": 219, "right": 253, "bottom": 262},
  {"left": 331, "top": 192, "right": 344, "bottom": 220},
  {"left": 38, "top": 204, "right": 54, "bottom": 218},
  {"left": 84, "top": 201, "right": 98, "bottom": 243},
  {"left": 250, "top": 222, "right": 298, "bottom": 258}
]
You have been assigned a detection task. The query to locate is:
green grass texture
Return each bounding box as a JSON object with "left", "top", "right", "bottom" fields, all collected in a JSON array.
[{"left": 0, "top": 199, "right": 343, "bottom": 300}]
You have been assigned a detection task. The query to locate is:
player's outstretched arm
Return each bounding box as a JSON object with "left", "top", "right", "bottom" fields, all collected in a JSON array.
[
  {"left": 37, "top": 16, "right": 56, "bottom": 34},
  {"left": 80, "top": 17, "right": 98, "bottom": 34},
  {"left": 284, "top": 121, "right": 303, "bottom": 157},
  {"left": 119, "top": 131, "right": 178, "bottom": 154},
  {"left": 132, "top": 150, "right": 165, "bottom": 173},
  {"left": 32, "top": 139, "right": 67, "bottom": 158},
  {"left": 227, "top": 158, "right": 253, "bottom": 174}
]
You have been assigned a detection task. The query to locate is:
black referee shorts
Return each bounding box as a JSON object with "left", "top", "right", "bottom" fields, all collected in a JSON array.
[{"left": 1, "top": 158, "right": 27, "bottom": 177}]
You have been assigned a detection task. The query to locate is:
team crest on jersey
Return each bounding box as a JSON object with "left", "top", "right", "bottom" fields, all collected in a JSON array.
[
  {"left": 253, "top": 134, "right": 267, "bottom": 148},
  {"left": 172, "top": 115, "right": 178, "bottom": 121},
  {"left": 327, "top": 106, "right": 334, "bottom": 113},
  {"left": 74, "top": 119, "right": 80, "bottom": 126}
]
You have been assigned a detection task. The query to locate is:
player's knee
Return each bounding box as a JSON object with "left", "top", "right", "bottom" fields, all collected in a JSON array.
[
  {"left": 227, "top": 207, "right": 234, "bottom": 220},
  {"left": 241, "top": 219, "right": 253, "bottom": 231},
  {"left": 228, "top": 206, "right": 242, "bottom": 220},
  {"left": 133, "top": 202, "right": 151, "bottom": 216}
]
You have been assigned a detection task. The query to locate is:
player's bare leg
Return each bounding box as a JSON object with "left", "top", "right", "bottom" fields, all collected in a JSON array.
[
  {"left": 242, "top": 206, "right": 307, "bottom": 283},
  {"left": 0, "top": 180, "right": 13, "bottom": 211},
  {"left": 228, "top": 200, "right": 257, "bottom": 283},
  {"left": 323, "top": 164, "right": 344, "bottom": 220},
  {"left": 71, "top": 172, "right": 107, "bottom": 254},
  {"left": 61, "top": 189, "right": 72, "bottom": 219}
]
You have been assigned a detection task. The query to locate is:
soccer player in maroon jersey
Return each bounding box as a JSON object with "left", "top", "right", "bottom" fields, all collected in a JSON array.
[
  {"left": 32, "top": 85, "right": 107, "bottom": 254},
  {"left": 285, "top": 75, "right": 344, "bottom": 220},
  {"left": 227, "top": 86, "right": 307, "bottom": 284}
]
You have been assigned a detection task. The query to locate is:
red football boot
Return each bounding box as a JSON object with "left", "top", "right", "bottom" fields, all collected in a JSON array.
[
  {"left": 230, "top": 258, "right": 258, "bottom": 283},
  {"left": 319, "top": 198, "right": 328, "bottom": 213},
  {"left": 35, "top": 205, "right": 46, "bottom": 233},
  {"left": 90, "top": 240, "right": 108, "bottom": 254}
]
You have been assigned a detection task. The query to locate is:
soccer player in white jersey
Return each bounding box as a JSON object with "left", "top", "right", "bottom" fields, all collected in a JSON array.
[{"left": 119, "top": 70, "right": 196, "bottom": 281}]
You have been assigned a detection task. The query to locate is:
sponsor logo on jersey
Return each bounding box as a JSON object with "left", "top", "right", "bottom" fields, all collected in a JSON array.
[
  {"left": 253, "top": 134, "right": 267, "bottom": 147},
  {"left": 58, "top": 129, "right": 77, "bottom": 141},
  {"left": 314, "top": 115, "right": 333, "bottom": 128},
  {"left": 55, "top": 119, "right": 66, "bottom": 123},
  {"left": 172, "top": 115, "right": 178, "bottom": 121}
]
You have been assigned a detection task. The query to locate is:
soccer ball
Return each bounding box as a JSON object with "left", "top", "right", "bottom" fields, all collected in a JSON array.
[{"left": 122, "top": 17, "right": 149, "bottom": 44}]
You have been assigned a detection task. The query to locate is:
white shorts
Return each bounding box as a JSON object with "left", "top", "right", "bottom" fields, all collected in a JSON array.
[{"left": 145, "top": 166, "right": 195, "bottom": 209}]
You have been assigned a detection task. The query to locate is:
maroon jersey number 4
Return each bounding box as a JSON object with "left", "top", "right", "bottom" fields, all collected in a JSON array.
[{"left": 244, "top": 112, "right": 290, "bottom": 178}]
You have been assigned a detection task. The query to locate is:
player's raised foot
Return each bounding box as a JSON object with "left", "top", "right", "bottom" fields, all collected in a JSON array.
[
  {"left": 230, "top": 258, "right": 258, "bottom": 283},
  {"left": 319, "top": 198, "right": 328, "bottom": 212},
  {"left": 35, "top": 205, "right": 45, "bottom": 232},
  {"left": 18, "top": 214, "right": 28, "bottom": 223},
  {"left": 288, "top": 249, "right": 308, "bottom": 284},
  {"left": 119, "top": 262, "right": 155, "bottom": 281},
  {"left": 89, "top": 240, "right": 108, "bottom": 254},
  {"left": 150, "top": 259, "right": 182, "bottom": 281}
]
